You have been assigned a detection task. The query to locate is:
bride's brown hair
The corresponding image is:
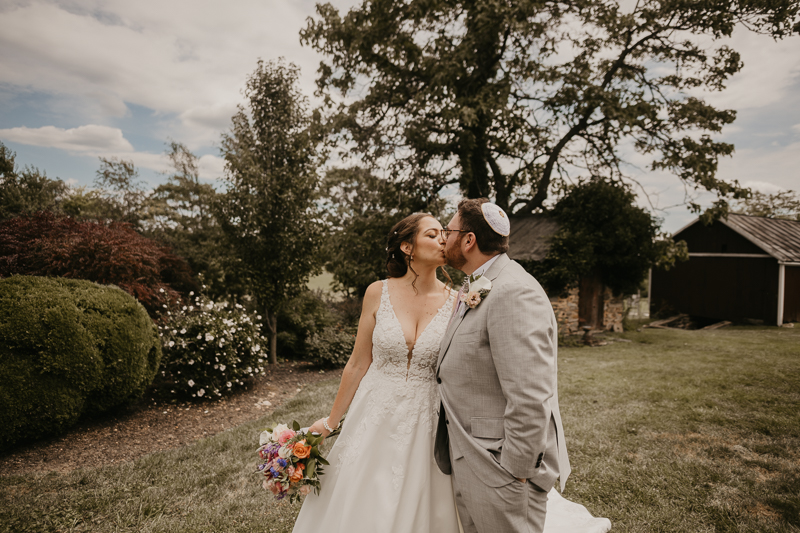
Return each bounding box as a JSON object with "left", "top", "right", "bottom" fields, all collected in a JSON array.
[{"left": 386, "top": 213, "right": 451, "bottom": 294}]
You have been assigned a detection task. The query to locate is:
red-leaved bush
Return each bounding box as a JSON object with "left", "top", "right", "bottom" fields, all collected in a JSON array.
[{"left": 0, "top": 212, "right": 198, "bottom": 316}]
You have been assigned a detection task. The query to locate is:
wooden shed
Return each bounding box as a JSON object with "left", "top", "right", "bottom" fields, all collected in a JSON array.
[
  {"left": 508, "top": 215, "right": 625, "bottom": 334},
  {"left": 650, "top": 213, "right": 800, "bottom": 325}
]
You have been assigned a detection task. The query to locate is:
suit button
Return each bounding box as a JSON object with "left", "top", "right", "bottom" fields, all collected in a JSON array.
[
  {"left": 436, "top": 377, "right": 441, "bottom": 384},
  {"left": 445, "top": 419, "right": 449, "bottom": 425}
]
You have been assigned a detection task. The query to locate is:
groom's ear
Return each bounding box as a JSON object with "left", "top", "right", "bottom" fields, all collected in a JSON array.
[{"left": 462, "top": 232, "right": 476, "bottom": 252}]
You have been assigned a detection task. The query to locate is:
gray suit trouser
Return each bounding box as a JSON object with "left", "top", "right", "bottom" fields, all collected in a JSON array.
[{"left": 450, "top": 452, "right": 548, "bottom": 533}]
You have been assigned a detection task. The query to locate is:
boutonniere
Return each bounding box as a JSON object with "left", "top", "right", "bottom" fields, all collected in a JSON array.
[{"left": 461, "top": 274, "right": 492, "bottom": 309}]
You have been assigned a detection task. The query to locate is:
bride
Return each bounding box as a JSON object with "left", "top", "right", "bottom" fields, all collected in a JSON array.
[{"left": 292, "top": 212, "right": 610, "bottom": 533}]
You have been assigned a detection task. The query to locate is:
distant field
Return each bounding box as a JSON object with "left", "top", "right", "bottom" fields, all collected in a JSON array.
[
  {"left": 1, "top": 325, "right": 798, "bottom": 532},
  {"left": 307, "top": 271, "right": 335, "bottom": 292}
]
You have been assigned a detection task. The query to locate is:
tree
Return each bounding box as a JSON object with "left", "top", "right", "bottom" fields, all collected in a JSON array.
[
  {"left": 525, "top": 180, "right": 684, "bottom": 301},
  {"left": 733, "top": 189, "right": 800, "bottom": 220},
  {"left": 321, "top": 166, "right": 446, "bottom": 296},
  {"left": 143, "top": 142, "right": 242, "bottom": 300},
  {"left": 61, "top": 157, "right": 147, "bottom": 226},
  {"left": 301, "top": 0, "right": 798, "bottom": 218},
  {"left": 216, "top": 59, "right": 324, "bottom": 365},
  {"left": 0, "top": 212, "right": 197, "bottom": 317},
  {"left": 0, "top": 142, "right": 68, "bottom": 220}
]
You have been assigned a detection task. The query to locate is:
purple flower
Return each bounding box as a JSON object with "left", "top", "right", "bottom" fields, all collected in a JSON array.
[
  {"left": 277, "top": 458, "right": 287, "bottom": 468},
  {"left": 270, "top": 467, "right": 281, "bottom": 477}
]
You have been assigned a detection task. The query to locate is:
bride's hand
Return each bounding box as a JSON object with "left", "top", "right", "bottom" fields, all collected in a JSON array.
[{"left": 308, "top": 418, "right": 331, "bottom": 438}]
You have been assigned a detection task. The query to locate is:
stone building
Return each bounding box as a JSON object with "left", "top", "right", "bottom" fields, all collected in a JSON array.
[{"left": 507, "top": 215, "right": 625, "bottom": 335}]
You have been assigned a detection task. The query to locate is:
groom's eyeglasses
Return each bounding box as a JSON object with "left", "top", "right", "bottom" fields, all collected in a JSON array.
[{"left": 441, "top": 228, "right": 468, "bottom": 240}]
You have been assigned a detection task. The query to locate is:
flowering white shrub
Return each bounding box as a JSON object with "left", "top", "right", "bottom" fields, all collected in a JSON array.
[{"left": 158, "top": 293, "right": 268, "bottom": 400}]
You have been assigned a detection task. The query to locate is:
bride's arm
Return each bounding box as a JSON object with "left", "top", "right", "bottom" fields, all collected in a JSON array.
[{"left": 308, "top": 280, "right": 382, "bottom": 436}]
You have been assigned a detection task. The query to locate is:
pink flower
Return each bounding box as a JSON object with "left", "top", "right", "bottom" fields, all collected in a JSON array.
[
  {"left": 299, "top": 484, "right": 312, "bottom": 496},
  {"left": 286, "top": 466, "right": 295, "bottom": 477},
  {"left": 277, "top": 429, "right": 296, "bottom": 445},
  {"left": 265, "top": 479, "right": 280, "bottom": 494}
]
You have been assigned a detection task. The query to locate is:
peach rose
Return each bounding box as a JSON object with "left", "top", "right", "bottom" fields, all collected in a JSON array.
[
  {"left": 299, "top": 484, "right": 312, "bottom": 496},
  {"left": 293, "top": 440, "right": 312, "bottom": 459},
  {"left": 290, "top": 468, "right": 304, "bottom": 482}
]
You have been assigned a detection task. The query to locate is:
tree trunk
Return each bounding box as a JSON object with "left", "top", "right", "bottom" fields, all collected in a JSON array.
[
  {"left": 266, "top": 308, "right": 278, "bottom": 365},
  {"left": 579, "top": 272, "right": 605, "bottom": 330}
]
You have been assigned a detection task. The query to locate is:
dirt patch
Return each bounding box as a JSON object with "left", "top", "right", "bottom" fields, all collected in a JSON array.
[
  {"left": 747, "top": 502, "right": 782, "bottom": 522},
  {"left": 0, "top": 362, "right": 342, "bottom": 477}
]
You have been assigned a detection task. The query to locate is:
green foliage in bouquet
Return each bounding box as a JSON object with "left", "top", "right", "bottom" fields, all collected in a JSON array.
[
  {"left": 157, "top": 294, "right": 268, "bottom": 400},
  {"left": 0, "top": 276, "right": 161, "bottom": 451},
  {"left": 305, "top": 325, "right": 356, "bottom": 368}
]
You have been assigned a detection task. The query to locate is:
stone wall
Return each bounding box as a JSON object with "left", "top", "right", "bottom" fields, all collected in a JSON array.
[
  {"left": 550, "top": 287, "right": 580, "bottom": 335},
  {"left": 549, "top": 286, "right": 625, "bottom": 335},
  {"left": 603, "top": 287, "right": 625, "bottom": 333}
]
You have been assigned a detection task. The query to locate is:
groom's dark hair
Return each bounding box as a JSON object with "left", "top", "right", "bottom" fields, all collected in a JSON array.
[{"left": 457, "top": 198, "right": 509, "bottom": 255}]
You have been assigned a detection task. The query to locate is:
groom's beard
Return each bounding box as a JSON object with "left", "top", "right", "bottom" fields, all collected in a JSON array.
[{"left": 444, "top": 239, "right": 467, "bottom": 271}]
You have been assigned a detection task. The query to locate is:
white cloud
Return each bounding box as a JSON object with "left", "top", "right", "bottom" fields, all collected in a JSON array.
[
  {"left": 0, "top": 0, "right": 332, "bottom": 135},
  {"left": 198, "top": 154, "right": 226, "bottom": 181},
  {"left": 0, "top": 125, "right": 133, "bottom": 152},
  {"left": 695, "top": 31, "right": 800, "bottom": 111},
  {"left": 742, "top": 180, "right": 784, "bottom": 194},
  {"left": 717, "top": 142, "right": 800, "bottom": 192}
]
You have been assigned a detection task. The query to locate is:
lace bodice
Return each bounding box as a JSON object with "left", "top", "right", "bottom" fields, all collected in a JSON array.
[
  {"left": 335, "top": 280, "right": 455, "bottom": 477},
  {"left": 370, "top": 279, "right": 455, "bottom": 383}
]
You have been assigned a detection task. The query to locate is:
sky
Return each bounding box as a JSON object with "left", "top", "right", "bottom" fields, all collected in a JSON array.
[{"left": 0, "top": 0, "right": 798, "bottom": 233}]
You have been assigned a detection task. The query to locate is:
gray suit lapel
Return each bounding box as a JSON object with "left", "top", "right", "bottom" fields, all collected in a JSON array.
[
  {"left": 436, "top": 254, "right": 511, "bottom": 373},
  {"left": 437, "top": 307, "right": 467, "bottom": 371}
]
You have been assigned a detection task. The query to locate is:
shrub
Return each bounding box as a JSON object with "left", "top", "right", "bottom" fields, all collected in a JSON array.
[
  {"left": 306, "top": 325, "right": 356, "bottom": 368},
  {"left": 157, "top": 294, "right": 268, "bottom": 400},
  {"left": 277, "top": 290, "right": 338, "bottom": 360},
  {"left": 0, "top": 276, "right": 161, "bottom": 451},
  {"left": 0, "top": 211, "right": 198, "bottom": 317}
]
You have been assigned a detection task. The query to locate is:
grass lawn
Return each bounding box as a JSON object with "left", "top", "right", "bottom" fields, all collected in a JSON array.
[{"left": 1, "top": 326, "right": 798, "bottom": 532}]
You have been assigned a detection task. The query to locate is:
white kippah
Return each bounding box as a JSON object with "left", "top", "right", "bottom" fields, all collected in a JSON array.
[{"left": 481, "top": 202, "right": 510, "bottom": 236}]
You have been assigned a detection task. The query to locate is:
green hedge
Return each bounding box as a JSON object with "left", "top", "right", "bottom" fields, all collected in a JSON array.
[{"left": 0, "top": 276, "right": 161, "bottom": 451}]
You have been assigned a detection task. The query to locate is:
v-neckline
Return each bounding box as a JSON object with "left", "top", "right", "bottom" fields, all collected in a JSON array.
[{"left": 385, "top": 280, "right": 450, "bottom": 356}]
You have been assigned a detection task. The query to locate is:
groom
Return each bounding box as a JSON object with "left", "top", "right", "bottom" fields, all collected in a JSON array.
[{"left": 435, "top": 198, "right": 570, "bottom": 533}]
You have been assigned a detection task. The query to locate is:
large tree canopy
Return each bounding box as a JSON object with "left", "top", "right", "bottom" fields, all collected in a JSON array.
[{"left": 302, "top": 0, "right": 799, "bottom": 217}]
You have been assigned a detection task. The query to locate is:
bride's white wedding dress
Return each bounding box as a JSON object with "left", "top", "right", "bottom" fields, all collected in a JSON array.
[{"left": 292, "top": 280, "right": 611, "bottom": 533}]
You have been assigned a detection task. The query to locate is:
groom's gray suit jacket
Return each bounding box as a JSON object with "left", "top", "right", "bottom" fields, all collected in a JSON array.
[{"left": 435, "top": 253, "right": 570, "bottom": 492}]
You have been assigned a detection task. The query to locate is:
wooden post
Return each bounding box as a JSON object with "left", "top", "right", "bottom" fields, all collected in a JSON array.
[
  {"left": 647, "top": 267, "right": 652, "bottom": 319},
  {"left": 778, "top": 263, "right": 785, "bottom": 326}
]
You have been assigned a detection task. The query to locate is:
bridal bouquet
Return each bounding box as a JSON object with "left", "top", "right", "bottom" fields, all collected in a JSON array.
[{"left": 256, "top": 420, "right": 339, "bottom": 503}]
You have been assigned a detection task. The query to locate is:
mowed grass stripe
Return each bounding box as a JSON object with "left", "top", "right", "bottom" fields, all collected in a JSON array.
[{"left": 1, "top": 326, "right": 798, "bottom": 532}]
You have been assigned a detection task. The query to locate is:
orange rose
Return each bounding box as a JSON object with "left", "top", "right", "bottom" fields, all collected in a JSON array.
[
  {"left": 290, "top": 469, "right": 304, "bottom": 482},
  {"left": 293, "top": 440, "right": 312, "bottom": 459}
]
